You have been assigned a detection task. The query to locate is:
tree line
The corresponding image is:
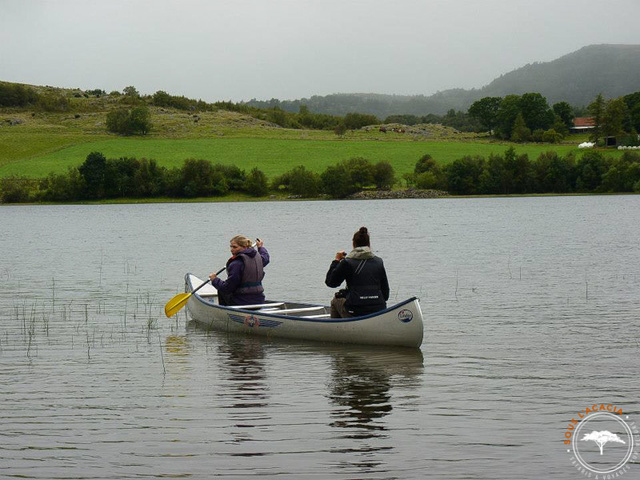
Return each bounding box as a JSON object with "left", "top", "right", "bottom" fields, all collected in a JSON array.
[
  {"left": 2, "top": 148, "right": 639, "bottom": 204},
  {"left": 0, "top": 152, "right": 395, "bottom": 203},
  {"left": 405, "top": 148, "right": 640, "bottom": 195},
  {"left": 467, "top": 91, "right": 640, "bottom": 146}
]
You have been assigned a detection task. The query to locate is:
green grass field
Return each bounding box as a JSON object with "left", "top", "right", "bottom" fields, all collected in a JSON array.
[
  {"left": 0, "top": 103, "right": 616, "bottom": 181},
  {"left": 0, "top": 133, "right": 587, "bottom": 179}
]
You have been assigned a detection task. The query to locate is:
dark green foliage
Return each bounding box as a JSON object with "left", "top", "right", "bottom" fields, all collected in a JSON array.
[
  {"left": 372, "top": 161, "right": 395, "bottom": 189},
  {"left": 342, "top": 157, "right": 375, "bottom": 188},
  {"left": 468, "top": 97, "right": 502, "bottom": 132},
  {"left": 37, "top": 93, "right": 70, "bottom": 112},
  {"left": 552, "top": 115, "right": 570, "bottom": 137},
  {"left": 552, "top": 101, "right": 574, "bottom": 131},
  {"left": 212, "top": 164, "right": 246, "bottom": 191},
  {"left": 489, "top": 93, "right": 557, "bottom": 141},
  {"left": 106, "top": 106, "right": 151, "bottom": 135},
  {"left": 319, "top": 157, "right": 396, "bottom": 194},
  {"left": 133, "top": 158, "right": 166, "bottom": 197},
  {"left": 0, "top": 176, "right": 37, "bottom": 203},
  {"left": 180, "top": 159, "right": 229, "bottom": 197},
  {"left": 384, "top": 114, "right": 421, "bottom": 125},
  {"left": 542, "top": 128, "right": 562, "bottom": 143},
  {"left": 123, "top": 86, "right": 140, "bottom": 98},
  {"left": 495, "top": 95, "right": 522, "bottom": 139},
  {"left": 297, "top": 105, "right": 341, "bottom": 130},
  {"left": 445, "top": 156, "right": 486, "bottom": 195},
  {"left": 265, "top": 107, "right": 298, "bottom": 128},
  {"left": 533, "top": 151, "right": 576, "bottom": 193},
  {"left": 271, "top": 165, "right": 322, "bottom": 197},
  {"left": 601, "top": 98, "right": 629, "bottom": 138},
  {"left": 119, "top": 86, "right": 144, "bottom": 105},
  {"left": 600, "top": 151, "right": 640, "bottom": 192},
  {"left": 575, "top": 151, "right": 608, "bottom": 192},
  {"left": 40, "top": 168, "right": 85, "bottom": 201},
  {"left": 588, "top": 94, "right": 606, "bottom": 144},
  {"left": 79, "top": 151, "right": 107, "bottom": 198},
  {"left": 85, "top": 89, "right": 106, "bottom": 97},
  {"left": 104, "top": 157, "right": 141, "bottom": 197},
  {"left": 623, "top": 92, "right": 640, "bottom": 132},
  {"left": 321, "top": 164, "right": 357, "bottom": 198},
  {"left": 414, "top": 171, "right": 442, "bottom": 190},
  {"left": 415, "top": 154, "right": 437, "bottom": 174},
  {"left": 0, "top": 82, "right": 39, "bottom": 107},
  {"left": 479, "top": 148, "right": 534, "bottom": 194},
  {"left": 152, "top": 90, "right": 212, "bottom": 111},
  {"left": 244, "top": 168, "right": 268, "bottom": 196},
  {"left": 510, "top": 113, "right": 531, "bottom": 142},
  {"left": 343, "top": 113, "right": 380, "bottom": 130},
  {"left": 519, "top": 93, "right": 554, "bottom": 132}
]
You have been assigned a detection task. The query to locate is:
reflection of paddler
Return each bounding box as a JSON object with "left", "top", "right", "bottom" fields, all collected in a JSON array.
[
  {"left": 165, "top": 335, "right": 188, "bottom": 355},
  {"left": 328, "top": 347, "right": 423, "bottom": 432},
  {"left": 329, "top": 354, "right": 392, "bottom": 431},
  {"left": 217, "top": 335, "right": 268, "bottom": 408}
]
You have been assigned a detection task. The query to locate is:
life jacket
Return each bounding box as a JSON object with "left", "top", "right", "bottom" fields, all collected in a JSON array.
[
  {"left": 233, "top": 252, "right": 264, "bottom": 296},
  {"left": 343, "top": 257, "right": 387, "bottom": 315}
]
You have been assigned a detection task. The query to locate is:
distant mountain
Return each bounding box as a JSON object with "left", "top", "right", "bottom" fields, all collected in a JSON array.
[{"left": 245, "top": 44, "right": 640, "bottom": 118}]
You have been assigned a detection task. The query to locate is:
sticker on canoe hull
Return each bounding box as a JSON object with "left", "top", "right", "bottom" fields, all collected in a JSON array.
[
  {"left": 228, "top": 313, "right": 282, "bottom": 328},
  {"left": 398, "top": 309, "right": 413, "bottom": 323}
]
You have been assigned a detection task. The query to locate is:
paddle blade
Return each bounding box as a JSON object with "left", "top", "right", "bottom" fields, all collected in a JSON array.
[{"left": 164, "top": 292, "right": 192, "bottom": 317}]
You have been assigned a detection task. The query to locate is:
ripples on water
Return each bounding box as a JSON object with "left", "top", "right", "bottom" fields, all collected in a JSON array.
[{"left": 1, "top": 197, "right": 639, "bottom": 479}]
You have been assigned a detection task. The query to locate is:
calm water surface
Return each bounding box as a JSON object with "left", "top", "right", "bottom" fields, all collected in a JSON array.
[{"left": 1, "top": 197, "right": 639, "bottom": 479}]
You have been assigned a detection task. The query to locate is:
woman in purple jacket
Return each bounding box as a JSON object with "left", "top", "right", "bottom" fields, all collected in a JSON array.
[{"left": 209, "top": 235, "right": 270, "bottom": 306}]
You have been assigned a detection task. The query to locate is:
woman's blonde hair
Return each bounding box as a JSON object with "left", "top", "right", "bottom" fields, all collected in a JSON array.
[{"left": 230, "top": 235, "right": 253, "bottom": 248}]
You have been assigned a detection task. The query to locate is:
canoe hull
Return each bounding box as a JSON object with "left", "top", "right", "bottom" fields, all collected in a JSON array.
[{"left": 184, "top": 274, "right": 424, "bottom": 348}]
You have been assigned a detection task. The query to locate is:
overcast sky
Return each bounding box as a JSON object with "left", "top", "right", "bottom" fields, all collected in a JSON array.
[{"left": 1, "top": 0, "right": 639, "bottom": 102}]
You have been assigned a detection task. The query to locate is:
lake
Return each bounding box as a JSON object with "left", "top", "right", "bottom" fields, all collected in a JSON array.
[{"left": 1, "top": 196, "right": 639, "bottom": 479}]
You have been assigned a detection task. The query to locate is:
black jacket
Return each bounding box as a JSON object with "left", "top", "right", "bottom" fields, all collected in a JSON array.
[{"left": 325, "top": 247, "right": 390, "bottom": 315}]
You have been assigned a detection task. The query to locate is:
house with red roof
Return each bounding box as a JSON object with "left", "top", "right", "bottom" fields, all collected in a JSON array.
[{"left": 571, "top": 117, "right": 596, "bottom": 133}]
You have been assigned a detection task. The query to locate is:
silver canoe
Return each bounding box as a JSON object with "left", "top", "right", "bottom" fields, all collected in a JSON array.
[{"left": 184, "top": 274, "right": 424, "bottom": 348}]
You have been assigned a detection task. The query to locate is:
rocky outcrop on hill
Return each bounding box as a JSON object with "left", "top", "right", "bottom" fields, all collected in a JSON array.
[{"left": 348, "top": 189, "right": 448, "bottom": 200}]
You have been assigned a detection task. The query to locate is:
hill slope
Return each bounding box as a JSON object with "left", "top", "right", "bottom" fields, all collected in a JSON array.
[{"left": 246, "top": 44, "right": 640, "bottom": 117}]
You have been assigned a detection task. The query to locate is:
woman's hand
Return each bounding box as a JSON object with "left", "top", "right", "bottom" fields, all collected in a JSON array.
[
  {"left": 335, "top": 250, "right": 347, "bottom": 261},
  {"left": 256, "top": 238, "right": 264, "bottom": 248},
  {"left": 209, "top": 273, "right": 217, "bottom": 281}
]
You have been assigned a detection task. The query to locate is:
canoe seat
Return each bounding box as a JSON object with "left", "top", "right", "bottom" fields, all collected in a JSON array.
[
  {"left": 261, "top": 306, "right": 326, "bottom": 315},
  {"left": 228, "top": 302, "right": 285, "bottom": 310}
]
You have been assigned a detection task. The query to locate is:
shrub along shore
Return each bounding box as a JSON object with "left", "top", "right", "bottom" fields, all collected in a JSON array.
[{"left": 1, "top": 147, "right": 638, "bottom": 204}]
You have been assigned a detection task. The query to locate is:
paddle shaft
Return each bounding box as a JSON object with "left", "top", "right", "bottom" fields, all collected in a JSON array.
[
  {"left": 164, "top": 242, "right": 259, "bottom": 318},
  {"left": 191, "top": 266, "right": 226, "bottom": 294}
]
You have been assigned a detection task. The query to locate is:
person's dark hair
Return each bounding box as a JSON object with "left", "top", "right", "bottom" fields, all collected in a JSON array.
[{"left": 352, "top": 226, "right": 370, "bottom": 247}]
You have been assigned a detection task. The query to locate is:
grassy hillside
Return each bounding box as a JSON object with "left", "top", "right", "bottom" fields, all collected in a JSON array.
[{"left": 0, "top": 82, "right": 602, "bottom": 182}]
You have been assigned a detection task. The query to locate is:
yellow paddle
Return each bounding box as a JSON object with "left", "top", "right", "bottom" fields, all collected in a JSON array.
[{"left": 164, "top": 267, "right": 225, "bottom": 317}]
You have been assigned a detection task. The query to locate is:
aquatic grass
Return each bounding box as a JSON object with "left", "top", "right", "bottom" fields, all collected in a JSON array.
[{"left": 158, "top": 332, "right": 166, "bottom": 376}]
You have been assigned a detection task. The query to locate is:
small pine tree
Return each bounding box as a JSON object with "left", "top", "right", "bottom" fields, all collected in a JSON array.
[{"left": 511, "top": 113, "right": 531, "bottom": 143}]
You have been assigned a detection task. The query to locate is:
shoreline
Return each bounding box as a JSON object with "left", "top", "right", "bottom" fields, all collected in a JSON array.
[{"left": 1, "top": 190, "right": 638, "bottom": 206}]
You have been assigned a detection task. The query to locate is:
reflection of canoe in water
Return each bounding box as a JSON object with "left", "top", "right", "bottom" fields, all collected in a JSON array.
[{"left": 184, "top": 274, "right": 424, "bottom": 348}]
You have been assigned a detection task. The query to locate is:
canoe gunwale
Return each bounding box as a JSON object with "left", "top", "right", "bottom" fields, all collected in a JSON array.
[{"left": 183, "top": 273, "right": 424, "bottom": 347}]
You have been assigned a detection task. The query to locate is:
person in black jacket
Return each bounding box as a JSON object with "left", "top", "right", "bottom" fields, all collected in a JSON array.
[{"left": 325, "top": 226, "right": 390, "bottom": 317}]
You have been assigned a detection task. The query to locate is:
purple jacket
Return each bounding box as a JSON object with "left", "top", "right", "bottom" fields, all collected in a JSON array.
[{"left": 212, "top": 246, "right": 270, "bottom": 305}]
